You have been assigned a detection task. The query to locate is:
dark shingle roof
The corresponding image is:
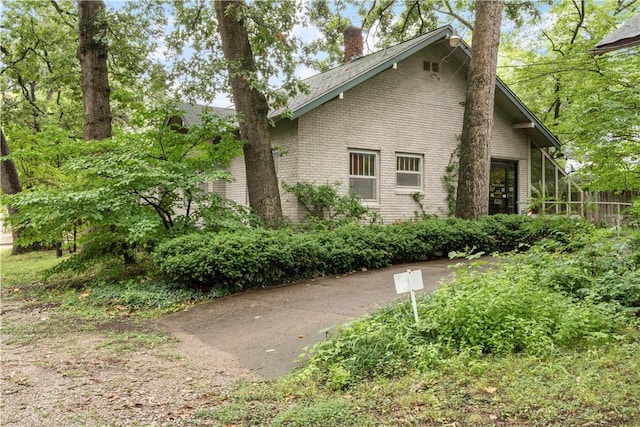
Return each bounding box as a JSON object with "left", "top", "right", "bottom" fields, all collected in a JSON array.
[
  {"left": 177, "top": 103, "right": 235, "bottom": 127},
  {"left": 590, "top": 14, "right": 640, "bottom": 55}
]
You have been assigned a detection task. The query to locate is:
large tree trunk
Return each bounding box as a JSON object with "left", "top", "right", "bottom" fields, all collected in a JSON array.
[
  {"left": 0, "top": 128, "right": 26, "bottom": 255},
  {"left": 455, "top": 0, "right": 504, "bottom": 220},
  {"left": 77, "top": 0, "right": 112, "bottom": 141},
  {"left": 214, "top": 1, "right": 283, "bottom": 228}
]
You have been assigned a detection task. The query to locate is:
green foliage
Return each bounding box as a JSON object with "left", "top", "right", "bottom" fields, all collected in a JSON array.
[
  {"left": 283, "top": 181, "right": 380, "bottom": 228},
  {"left": 272, "top": 399, "right": 364, "bottom": 427},
  {"left": 420, "top": 265, "right": 623, "bottom": 354},
  {"left": 4, "top": 104, "right": 245, "bottom": 272},
  {"left": 166, "top": 1, "right": 307, "bottom": 110},
  {"left": 1, "top": 0, "right": 165, "bottom": 183},
  {"left": 153, "top": 215, "right": 591, "bottom": 291},
  {"left": 300, "top": 233, "right": 636, "bottom": 389},
  {"left": 306, "top": 0, "right": 543, "bottom": 70},
  {"left": 518, "top": 231, "right": 640, "bottom": 316},
  {"left": 1, "top": 247, "right": 219, "bottom": 324},
  {"left": 208, "top": 340, "right": 640, "bottom": 426},
  {"left": 442, "top": 143, "right": 460, "bottom": 217},
  {"left": 500, "top": 2, "right": 640, "bottom": 192}
]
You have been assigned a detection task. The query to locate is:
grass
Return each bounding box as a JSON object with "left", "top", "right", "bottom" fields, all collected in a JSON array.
[
  {"left": 0, "top": 248, "right": 216, "bottom": 347},
  {"left": 97, "top": 330, "right": 173, "bottom": 353},
  {"left": 194, "top": 343, "right": 640, "bottom": 426},
  {"left": 1, "top": 248, "right": 67, "bottom": 289},
  {"left": 1, "top": 249, "right": 217, "bottom": 318}
]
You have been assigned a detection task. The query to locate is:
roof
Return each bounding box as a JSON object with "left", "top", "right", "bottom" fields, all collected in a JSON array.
[
  {"left": 272, "top": 25, "right": 561, "bottom": 149},
  {"left": 590, "top": 14, "right": 640, "bottom": 55},
  {"left": 270, "top": 26, "right": 455, "bottom": 120},
  {"left": 177, "top": 103, "right": 235, "bottom": 127}
]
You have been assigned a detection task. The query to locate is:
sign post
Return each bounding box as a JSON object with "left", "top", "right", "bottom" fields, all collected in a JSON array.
[{"left": 393, "top": 269, "right": 424, "bottom": 325}]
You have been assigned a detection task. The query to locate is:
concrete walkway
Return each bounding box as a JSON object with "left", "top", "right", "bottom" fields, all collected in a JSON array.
[{"left": 155, "top": 258, "right": 464, "bottom": 379}]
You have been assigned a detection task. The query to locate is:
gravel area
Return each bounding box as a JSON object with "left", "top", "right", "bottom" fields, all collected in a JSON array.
[{"left": 1, "top": 299, "right": 258, "bottom": 426}]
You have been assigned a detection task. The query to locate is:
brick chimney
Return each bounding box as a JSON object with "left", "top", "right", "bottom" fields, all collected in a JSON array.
[{"left": 343, "top": 25, "right": 363, "bottom": 63}]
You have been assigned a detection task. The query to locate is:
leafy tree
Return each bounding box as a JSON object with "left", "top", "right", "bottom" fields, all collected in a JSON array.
[
  {"left": 305, "top": 0, "right": 544, "bottom": 70},
  {"left": 166, "top": 0, "right": 306, "bottom": 228},
  {"left": 214, "top": 1, "right": 283, "bottom": 228},
  {"left": 1, "top": 0, "right": 167, "bottom": 255},
  {"left": 78, "top": 0, "right": 112, "bottom": 141},
  {"left": 455, "top": 0, "right": 504, "bottom": 220},
  {"left": 499, "top": 1, "right": 640, "bottom": 192},
  {"left": 7, "top": 104, "right": 244, "bottom": 269}
]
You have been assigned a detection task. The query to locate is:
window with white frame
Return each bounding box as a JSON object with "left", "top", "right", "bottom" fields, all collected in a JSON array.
[
  {"left": 396, "top": 154, "right": 422, "bottom": 188},
  {"left": 349, "top": 150, "right": 378, "bottom": 200}
]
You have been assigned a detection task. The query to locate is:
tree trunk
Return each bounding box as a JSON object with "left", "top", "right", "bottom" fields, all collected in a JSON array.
[
  {"left": 455, "top": 0, "right": 504, "bottom": 220},
  {"left": 77, "top": 0, "right": 112, "bottom": 141},
  {"left": 0, "top": 128, "right": 26, "bottom": 255},
  {"left": 214, "top": 1, "right": 283, "bottom": 228}
]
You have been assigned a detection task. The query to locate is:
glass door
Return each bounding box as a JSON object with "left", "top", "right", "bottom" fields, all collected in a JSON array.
[{"left": 489, "top": 160, "right": 517, "bottom": 215}]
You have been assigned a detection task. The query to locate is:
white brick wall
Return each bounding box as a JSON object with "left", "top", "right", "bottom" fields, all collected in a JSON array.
[{"left": 226, "top": 44, "right": 531, "bottom": 223}]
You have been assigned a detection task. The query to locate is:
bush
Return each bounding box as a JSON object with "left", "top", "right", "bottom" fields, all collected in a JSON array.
[
  {"left": 153, "top": 215, "right": 593, "bottom": 291},
  {"left": 517, "top": 231, "right": 640, "bottom": 316},
  {"left": 301, "top": 244, "right": 632, "bottom": 389},
  {"left": 282, "top": 181, "right": 380, "bottom": 228},
  {"left": 420, "top": 264, "right": 624, "bottom": 354}
]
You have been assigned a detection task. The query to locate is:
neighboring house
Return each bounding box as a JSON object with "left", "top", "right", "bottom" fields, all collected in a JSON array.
[
  {"left": 181, "top": 25, "right": 579, "bottom": 222},
  {"left": 590, "top": 14, "right": 640, "bottom": 55}
]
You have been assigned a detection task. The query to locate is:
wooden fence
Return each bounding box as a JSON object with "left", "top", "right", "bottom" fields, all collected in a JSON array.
[{"left": 536, "top": 190, "right": 637, "bottom": 227}]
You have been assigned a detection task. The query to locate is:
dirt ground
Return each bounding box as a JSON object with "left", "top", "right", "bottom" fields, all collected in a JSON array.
[{"left": 1, "top": 299, "right": 258, "bottom": 427}]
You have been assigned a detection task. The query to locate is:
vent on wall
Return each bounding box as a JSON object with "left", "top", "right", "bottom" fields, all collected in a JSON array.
[{"left": 423, "top": 61, "right": 440, "bottom": 73}]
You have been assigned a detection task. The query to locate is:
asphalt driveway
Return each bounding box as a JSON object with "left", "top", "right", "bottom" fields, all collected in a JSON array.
[{"left": 155, "top": 258, "right": 462, "bottom": 379}]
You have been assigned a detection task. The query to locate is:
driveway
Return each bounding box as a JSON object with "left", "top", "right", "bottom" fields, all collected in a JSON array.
[{"left": 155, "top": 258, "right": 463, "bottom": 379}]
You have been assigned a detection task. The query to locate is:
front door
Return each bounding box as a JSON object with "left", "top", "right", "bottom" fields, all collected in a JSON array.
[{"left": 489, "top": 160, "right": 517, "bottom": 215}]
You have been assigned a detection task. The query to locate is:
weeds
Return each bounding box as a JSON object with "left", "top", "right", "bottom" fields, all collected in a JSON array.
[{"left": 98, "top": 330, "right": 171, "bottom": 353}]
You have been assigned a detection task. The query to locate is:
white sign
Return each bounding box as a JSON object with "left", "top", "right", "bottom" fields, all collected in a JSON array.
[
  {"left": 393, "top": 269, "right": 424, "bottom": 325},
  {"left": 393, "top": 269, "right": 424, "bottom": 294}
]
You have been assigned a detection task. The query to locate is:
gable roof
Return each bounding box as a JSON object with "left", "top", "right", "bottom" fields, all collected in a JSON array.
[
  {"left": 272, "top": 25, "right": 561, "bottom": 149},
  {"left": 590, "top": 14, "right": 640, "bottom": 55},
  {"left": 270, "top": 26, "right": 454, "bottom": 120}
]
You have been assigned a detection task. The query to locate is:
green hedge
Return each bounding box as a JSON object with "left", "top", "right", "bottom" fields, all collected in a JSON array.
[{"left": 152, "top": 215, "right": 587, "bottom": 291}]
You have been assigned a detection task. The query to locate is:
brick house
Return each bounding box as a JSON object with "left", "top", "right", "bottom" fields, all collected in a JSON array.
[{"left": 185, "top": 25, "right": 578, "bottom": 222}]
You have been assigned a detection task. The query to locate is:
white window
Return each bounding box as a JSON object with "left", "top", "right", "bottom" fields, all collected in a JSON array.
[
  {"left": 396, "top": 154, "right": 422, "bottom": 188},
  {"left": 349, "top": 150, "right": 378, "bottom": 200}
]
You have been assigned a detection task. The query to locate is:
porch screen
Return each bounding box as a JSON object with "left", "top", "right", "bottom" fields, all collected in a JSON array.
[{"left": 349, "top": 151, "right": 377, "bottom": 200}]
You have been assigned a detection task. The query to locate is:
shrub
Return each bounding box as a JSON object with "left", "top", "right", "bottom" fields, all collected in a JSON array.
[
  {"left": 153, "top": 215, "right": 592, "bottom": 291},
  {"left": 517, "top": 232, "right": 640, "bottom": 316},
  {"left": 301, "top": 246, "right": 631, "bottom": 389},
  {"left": 282, "top": 181, "right": 380, "bottom": 228},
  {"left": 420, "top": 263, "right": 623, "bottom": 354}
]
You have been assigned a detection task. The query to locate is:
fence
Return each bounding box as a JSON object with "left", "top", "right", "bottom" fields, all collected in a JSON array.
[{"left": 537, "top": 190, "right": 637, "bottom": 228}]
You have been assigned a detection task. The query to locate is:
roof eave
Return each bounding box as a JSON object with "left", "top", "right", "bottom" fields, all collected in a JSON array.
[
  {"left": 495, "top": 78, "right": 561, "bottom": 149},
  {"left": 589, "top": 35, "right": 640, "bottom": 55}
]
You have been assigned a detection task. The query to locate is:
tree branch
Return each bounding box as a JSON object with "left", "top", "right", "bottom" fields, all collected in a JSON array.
[
  {"left": 436, "top": 0, "right": 474, "bottom": 31},
  {"left": 569, "top": 0, "right": 585, "bottom": 45}
]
